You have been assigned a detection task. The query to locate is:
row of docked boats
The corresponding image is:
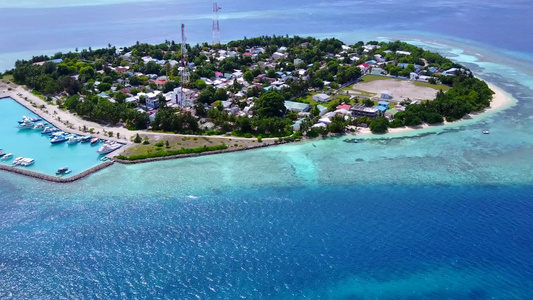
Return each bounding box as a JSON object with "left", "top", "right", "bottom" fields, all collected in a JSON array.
[
  {"left": 16, "top": 115, "right": 121, "bottom": 154},
  {"left": 2, "top": 148, "right": 33, "bottom": 167}
]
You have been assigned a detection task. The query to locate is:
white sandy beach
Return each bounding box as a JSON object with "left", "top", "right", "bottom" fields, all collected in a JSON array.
[{"left": 353, "top": 82, "right": 515, "bottom": 136}]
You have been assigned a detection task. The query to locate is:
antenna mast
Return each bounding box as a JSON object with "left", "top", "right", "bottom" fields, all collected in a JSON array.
[
  {"left": 180, "top": 23, "right": 190, "bottom": 107},
  {"left": 212, "top": 2, "right": 221, "bottom": 47}
]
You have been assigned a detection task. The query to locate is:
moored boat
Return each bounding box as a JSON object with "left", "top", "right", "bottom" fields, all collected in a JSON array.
[
  {"left": 81, "top": 135, "right": 92, "bottom": 143},
  {"left": 13, "top": 157, "right": 34, "bottom": 166},
  {"left": 97, "top": 141, "right": 122, "bottom": 154},
  {"left": 67, "top": 135, "right": 81, "bottom": 144},
  {"left": 91, "top": 138, "right": 100, "bottom": 145},
  {"left": 51, "top": 133, "right": 69, "bottom": 144},
  {"left": 1, "top": 153, "right": 13, "bottom": 160},
  {"left": 18, "top": 116, "right": 42, "bottom": 124},
  {"left": 56, "top": 167, "right": 71, "bottom": 175},
  {"left": 13, "top": 157, "right": 23, "bottom": 165},
  {"left": 42, "top": 126, "right": 58, "bottom": 134},
  {"left": 33, "top": 122, "right": 46, "bottom": 130},
  {"left": 18, "top": 119, "right": 34, "bottom": 129},
  {"left": 0, "top": 149, "right": 5, "bottom": 157}
]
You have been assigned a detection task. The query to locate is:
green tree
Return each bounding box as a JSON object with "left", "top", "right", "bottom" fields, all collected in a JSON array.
[
  {"left": 193, "top": 79, "right": 207, "bottom": 90},
  {"left": 114, "top": 91, "right": 127, "bottom": 103},
  {"left": 253, "top": 90, "right": 287, "bottom": 118},
  {"left": 97, "top": 82, "right": 111, "bottom": 92},
  {"left": 369, "top": 117, "right": 389, "bottom": 134},
  {"left": 243, "top": 71, "right": 254, "bottom": 83}
]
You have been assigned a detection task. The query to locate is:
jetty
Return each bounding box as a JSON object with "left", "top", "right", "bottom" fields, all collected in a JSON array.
[{"left": 0, "top": 161, "right": 114, "bottom": 183}]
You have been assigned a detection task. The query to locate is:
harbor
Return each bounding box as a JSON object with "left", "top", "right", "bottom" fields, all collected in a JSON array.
[{"left": 0, "top": 96, "right": 122, "bottom": 179}]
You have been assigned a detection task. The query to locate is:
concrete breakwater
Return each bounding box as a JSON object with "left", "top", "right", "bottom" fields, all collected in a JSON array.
[
  {"left": 114, "top": 142, "right": 290, "bottom": 164},
  {"left": 0, "top": 161, "right": 114, "bottom": 183}
]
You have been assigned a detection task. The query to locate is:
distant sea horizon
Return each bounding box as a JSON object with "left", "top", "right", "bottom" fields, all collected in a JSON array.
[{"left": 1, "top": 0, "right": 533, "bottom": 298}]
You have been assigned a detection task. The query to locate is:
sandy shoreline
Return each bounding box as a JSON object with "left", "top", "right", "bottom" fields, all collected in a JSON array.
[{"left": 352, "top": 81, "right": 515, "bottom": 136}]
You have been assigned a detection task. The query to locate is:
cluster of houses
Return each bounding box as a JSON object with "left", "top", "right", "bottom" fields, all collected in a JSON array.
[
  {"left": 80, "top": 45, "right": 320, "bottom": 124},
  {"left": 35, "top": 41, "right": 462, "bottom": 132}
]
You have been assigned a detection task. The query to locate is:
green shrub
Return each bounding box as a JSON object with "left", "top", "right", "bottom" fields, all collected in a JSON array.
[
  {"left": 133, "top": 134, "right": 142, "bottom": 143},
  {"left": 154, "top": 140, "right": 164, "bottom": 147},
  {"left": 120, "top": 144, "right": 228, "bottom": 160}
]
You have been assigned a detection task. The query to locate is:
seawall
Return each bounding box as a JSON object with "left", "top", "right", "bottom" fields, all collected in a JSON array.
[
  {"left": 0, "top": 161, "right": 114, "bottom": 183},
  {"left": 114, "top": 142, "right": 290, "bottom": 164}
]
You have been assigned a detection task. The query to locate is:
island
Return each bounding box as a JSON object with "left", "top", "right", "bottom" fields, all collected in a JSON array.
[{"left": 1, "top": 36, "right": 500, "bottom": 162}]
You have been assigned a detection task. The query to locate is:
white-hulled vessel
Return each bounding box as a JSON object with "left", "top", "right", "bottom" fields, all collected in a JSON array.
[
  {"left": 51, "top": 133, "right": 69, "bottom": 144},
  {"left": 19, "top": 158, "right": 35, "bottom": 166},
  {"left": 67, "top": 135, "right": 81, "bottom": 144},
  {"left": 13, "top": 157, "right": 23, "bottom": 165},
  {"left": 18, "top": 116, "right": 42, "bottom": 124},
  {"left": 1, "top": 153, "right": 13, "bottom": 160},
  {"left": 97, "top": 141, "right": 122, "bottom": 154},
  {"left": 18, "top": 119, "right": 34, "bottom": 129},
  {"left": 42, "top": 126, "right": 58, "bottom": 134},
  {"left": 33, "top": 122, "right": 46, "bottom": 130},
  {"left": 13, "top": 157, "right": 34, "bottom": 166}
]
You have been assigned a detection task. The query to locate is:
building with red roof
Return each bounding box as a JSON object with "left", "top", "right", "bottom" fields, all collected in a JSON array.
[{"left": 337, "top": 104, "right": 352, "bottom": 110}]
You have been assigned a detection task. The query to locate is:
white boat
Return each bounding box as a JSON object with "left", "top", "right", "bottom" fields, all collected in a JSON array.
[
  {"left": 42, "top": 126, "right": 58, "bottom": 134},
  {"left": 18, "top": 119, "right": 34, "bottom": 129},
  {"left": 97, "top": 141, "right": 122, "bottom": 154},
  {"left": 0, "top": 149, "right": 5, "bottom": 157},
  {"left": 91, "top": 138, "right": 99, "bottom": 145},
  {"left": 2, "top": 153, "right": 13, "bottom": 160},
  {"left": 482, "top": 130, "right": 489, "bottom": 134},
  {"left": 19, "top": 158, "right": 35, "bottom": 166},
  {"left": 33, "top": 122, "right": 46, "bottom": 129},
  {"left": 51, "top": 133, "right": 69, "bottom": 144},
  {"left": 13, "top": 157, "right": 34, "bottom": 166},
  {"left": 18, "top": 116, "right": 41, "bottom": 124},
  {"left": 67, "top": 136, "right": 81, "bottom": 144}
]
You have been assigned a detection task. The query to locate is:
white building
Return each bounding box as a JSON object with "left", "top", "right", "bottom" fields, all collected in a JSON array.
[
  {"left": 396, "top": 51, "right": 411, "bottom": 56},
  {"left": 313, "top": 93, "right": 331, "bottom": 103},
  {"left": 172, "top": 87, "right": 194, "bottom": 107},
  {"left": 272, "top": 52, "right": 287, "bottom": 60}
]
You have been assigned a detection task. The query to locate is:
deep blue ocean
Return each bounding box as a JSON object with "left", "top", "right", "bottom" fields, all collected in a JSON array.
[{"left": 1, "top": 0, "right": 533, "bottom": 299}]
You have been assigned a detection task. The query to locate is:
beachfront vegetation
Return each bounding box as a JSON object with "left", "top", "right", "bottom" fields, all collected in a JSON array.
[{"left": 116, "top": 144, "right": 228, "bottom": 160}]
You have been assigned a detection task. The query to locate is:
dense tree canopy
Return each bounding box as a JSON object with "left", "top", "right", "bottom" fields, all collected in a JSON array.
[{"left": 253, "top": 90, "right": 286, "bottom": 118}]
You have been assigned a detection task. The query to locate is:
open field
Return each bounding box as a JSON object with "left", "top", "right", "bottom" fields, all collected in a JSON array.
[
  {"left": 348, "top": 76, "right": 446, "bottom": 101},
  {"left": 341, "top": 75, "right": 450, "bottom": 100},
  {"left": 121, "top": 134, "right": 273, "bottom": 157}
]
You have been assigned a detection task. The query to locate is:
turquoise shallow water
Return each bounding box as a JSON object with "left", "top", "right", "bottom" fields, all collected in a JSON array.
[{"left": 0, "top": 97, "right": 104, "bottom": 177}]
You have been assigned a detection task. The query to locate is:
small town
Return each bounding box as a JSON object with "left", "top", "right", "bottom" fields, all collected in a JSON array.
[{"left": 3, "top": 33, "right": 493, "bottom": 160}]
